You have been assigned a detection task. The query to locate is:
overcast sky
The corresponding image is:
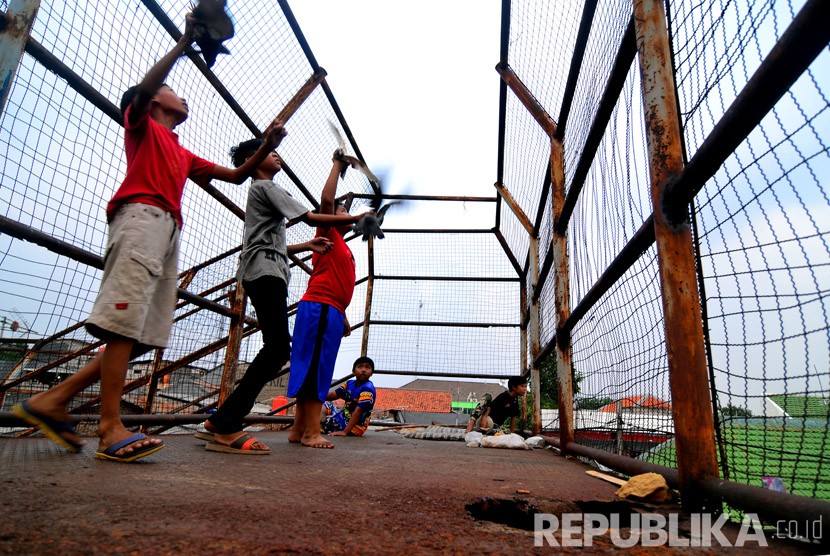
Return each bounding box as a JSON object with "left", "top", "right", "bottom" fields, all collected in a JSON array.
[
  {"left": 288, "top": 1, "right": 502, "bottom": 204},
  {"left": 287, "top": 1, "right": 505, "bottom": 389}
]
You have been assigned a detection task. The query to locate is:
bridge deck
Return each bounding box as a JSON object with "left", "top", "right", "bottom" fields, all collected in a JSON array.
[{"left": 0, "top": 429, "right": 812, "bottom": 554}]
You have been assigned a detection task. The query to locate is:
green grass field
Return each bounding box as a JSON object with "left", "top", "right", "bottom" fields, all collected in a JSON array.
[{"left": 643, "top": 420, "right": 830, "bottom": 501}]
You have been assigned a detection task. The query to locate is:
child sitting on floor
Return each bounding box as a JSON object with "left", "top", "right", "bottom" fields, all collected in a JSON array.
[{"left": 322, "top": 356, "right": 376, "bottom": 437}]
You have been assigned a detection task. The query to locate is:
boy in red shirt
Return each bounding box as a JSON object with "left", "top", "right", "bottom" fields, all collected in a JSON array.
[
  {"left": 14, "top": 14, "right": 282, "bottom": 462},
  {"left": 287, "top": 153, "right": 360, "bottom": 449}
]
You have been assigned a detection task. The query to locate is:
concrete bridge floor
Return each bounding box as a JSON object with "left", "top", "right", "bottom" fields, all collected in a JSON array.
[{"left": 0, "top": 429, "right": 817, "bottom": 555}]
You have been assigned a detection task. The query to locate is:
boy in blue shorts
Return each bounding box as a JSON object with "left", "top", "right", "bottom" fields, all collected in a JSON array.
[
  {"left": 287, "top": 152, "right": 362, "bottom": 448},
  {"left": 322, "top": 356, "right": 376, "bottom": 437},
  {"left": 13, "top": 13, "right": 283, "bottom": 462},
  {"left": 198, "top": 141, "right": 369, "bottom": 454}
]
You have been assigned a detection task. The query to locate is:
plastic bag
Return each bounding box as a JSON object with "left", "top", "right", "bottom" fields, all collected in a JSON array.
[
  {"left": 524, "top": 435, "right": 546, "bottom": 449},
  {"left": 480, "top": 433, "right": 530, "bottom": 450},
  {"left": 465, "top": 431, "right": 483, "bottom": 447}
]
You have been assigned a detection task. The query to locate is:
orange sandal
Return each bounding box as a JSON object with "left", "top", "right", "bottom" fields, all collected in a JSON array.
[{"left": 205, "top": 433, "right": 270, "bottom": 455}]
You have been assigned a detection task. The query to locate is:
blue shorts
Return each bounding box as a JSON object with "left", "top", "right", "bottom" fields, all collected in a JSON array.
[{"left": 287, "top": 301, "right": 345, "bottom": 402}]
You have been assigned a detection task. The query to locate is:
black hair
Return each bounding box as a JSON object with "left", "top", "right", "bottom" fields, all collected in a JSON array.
[
  {"left": 508, "top": 376, "right": 528, "bottom": 391},
  {"left": 229, "top": 138, "right": 264, "bottom": 168},
  {"left": 119, "top": 85, "right": 140, "bottom": 121},
  {"left": 119, "top": 82, "right": 168, "bottom": 121},
  {"left": 353, "top": 356, "right": 375, "bottom": 372}
]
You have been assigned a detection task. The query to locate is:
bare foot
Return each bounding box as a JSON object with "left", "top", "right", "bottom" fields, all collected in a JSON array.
[
  {"left": 287, "top": 428, "right": 303, "bottom": 443},
  {"left": 301, "top": 433, "right": 334, "bottom": 449}
]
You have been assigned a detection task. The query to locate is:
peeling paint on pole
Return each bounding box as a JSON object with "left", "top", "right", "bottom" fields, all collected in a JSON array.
[
  {"left": 634, "top": 0, "right": 720, "bottom": 513},
  {"left": 0, "top": 1, "right": 41, "bottom": 119}
]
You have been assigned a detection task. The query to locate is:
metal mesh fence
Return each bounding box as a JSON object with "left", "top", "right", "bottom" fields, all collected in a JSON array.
[
  {"left": 0, "top": 0, "right": 379, "bottom": 416},
  {"left": 0, "top": 0, "right": 827, "bottom": 513},
  {"left": 0, "top": 0, "right": 523, "bottom": 424},
  {"left": 502, "top": 0, "right": 829, "bottom": 505},
  {"left": 669, "top": 0, "right": 830, "bottom": 500}
]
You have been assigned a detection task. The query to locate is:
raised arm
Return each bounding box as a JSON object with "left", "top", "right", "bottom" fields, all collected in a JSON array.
[
  {"left": 209, "top": 119, "right": 287, "bottom": 184},
  {"left": 299, "top": 210, "right": 370, "bottom": 228},
  {"left": 128, "top": 15, "right": 195, "bottom": 126},
  {"left": 320, "top": 158, "right": 350, "bottom": 215}
]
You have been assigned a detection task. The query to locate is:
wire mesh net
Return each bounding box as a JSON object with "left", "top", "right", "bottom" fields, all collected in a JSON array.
[
  {"left": 504, "top": 0, "right": 829, "bottom": 505},
  {"left": 0, "top": 0, "right": 827, "bottom": 512}
]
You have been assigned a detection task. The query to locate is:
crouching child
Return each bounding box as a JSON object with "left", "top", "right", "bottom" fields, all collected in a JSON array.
[{"left": 322, "top": 356, "right": 376, "bottom": 437}]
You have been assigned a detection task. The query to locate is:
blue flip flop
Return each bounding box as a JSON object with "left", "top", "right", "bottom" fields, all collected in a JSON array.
[
  {"left": 12, "top": 401, "right": 83, "bottom": 452},
  {"left": 95, "top": 433, "right": 165, "bottom": 463}
]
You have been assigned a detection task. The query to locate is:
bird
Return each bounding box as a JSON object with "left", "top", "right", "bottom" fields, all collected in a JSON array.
[
  {"left": 351, "top": 201, "right": 399, "bottom": 240},
  {"left": 190, "top": 0, "right": 234, "bottom": 68},
  {"left": 327, "top": 120, "right": 399, "bottom": 241}
]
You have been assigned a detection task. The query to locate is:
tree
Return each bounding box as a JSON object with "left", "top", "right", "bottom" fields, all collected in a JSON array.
[
  {"left": 0, "top": 342, "right": 22, "bottom": 362},
  {"left": 576, "top": 396, "right": 615, "bottom": 410},
  {"left": 538, "top": 355, "right": 582, "bottom": 409},
  {"left": 721, "top": 403, "right": 753, "bottom": 417}
]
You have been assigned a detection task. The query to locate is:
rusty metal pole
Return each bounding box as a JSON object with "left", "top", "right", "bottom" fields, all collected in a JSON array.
[
  {"left": 528, "top": 236, "right": 541, "bottom": 435},
  {"left": 140, "top": 348, "right": 165, "bottom": 433},
  {"left": 519, "top": 281, "right": 529, "bottom": 428},
  {"left": 551, "top": 138, "right": 574, "bottom": 451},
  {"left": 361, "top": 236, "right": 374, "bottom": 357},
  {"left": 634, "top": 0, "right": 720, "bottom": 512},
  {"left": 0, "top": 0, "right": 41, "bottom": 118},
  {"left": 218, "top": 283, "right": 247, "bottom": 405}
]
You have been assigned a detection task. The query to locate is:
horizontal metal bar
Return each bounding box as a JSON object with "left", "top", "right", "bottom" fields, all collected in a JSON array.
[
  {"left": 533, "top": 216, "right": 656, "bottom": 368},
  {"left": 662, "top": 0, "right": 830, "bottom": 224},
  {"left": 496, "top": 62, "right": 557, "bottom": 137},
  {"left": 369, "top": 320, "right": 519, "bottom": 328},
  {"left": 0, "top": 411, "right": 292, "bottom": 426},
  {"left": 379, "top": 228, "right": 496, "bottom": 234},
  {"left": 374, "top": 275, "right": 520, "bottom": 283},
  {"left": 0, "top": 215, "right": 238, "bottom": 320},
  {"left": 555, "top": 17, "right": 636, "bottom": 236},
  {"left": 555, "top": 0, "right": 599, "bottom": 139},
  {"left": 494, "top": 229, "right": 525, "bottom": 279},
  {"left": 349, "top": 193, "right": 497, "bottom": 203},
  {"left": 533, "top": 248, "right": 554, "bottom": 303},
  {"left": 494, "top": 182, "right": 535, "bottom": 235},
  {"left": 546, "top": 436, "right": 674, "bottom": 488},
  {"left": 547, "top": 437, "right": 830, "bottom": 528},
  {"left": 559, "top": 216, "right": 655, "bottom": 340},
  {"left": 374, "top": 370, "right": 519, "bottom": 380},
  {"left": 24, "top": 37, "right": 121, "bottom": 122}
]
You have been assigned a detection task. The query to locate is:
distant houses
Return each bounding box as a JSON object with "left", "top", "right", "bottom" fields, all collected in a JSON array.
[{"left": 542, "top": 395, "right": 674, "bottom": 458}]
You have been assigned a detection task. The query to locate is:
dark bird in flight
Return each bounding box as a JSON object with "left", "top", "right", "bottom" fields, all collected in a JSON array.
[
  {"left": 329, "top": 121, "right": 400, "bottom": 241},
  {"left": 190, "top": 0, "right": 234, "bottom": 68}
]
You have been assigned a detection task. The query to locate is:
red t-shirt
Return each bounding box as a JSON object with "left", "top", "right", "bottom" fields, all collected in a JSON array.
[
  {"left": 106, "top": 105, "right": 215, "bottom": 228},
  {"left": 301, "top": 227, "right": 356, "bottom": 314}
]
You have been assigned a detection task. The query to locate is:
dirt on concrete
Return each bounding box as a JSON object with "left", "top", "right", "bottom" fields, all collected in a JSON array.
[{"left": 0, "top": 430, "right": 821, "bottom": 555}]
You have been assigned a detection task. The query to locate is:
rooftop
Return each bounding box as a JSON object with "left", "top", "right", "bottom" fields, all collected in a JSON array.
[{"left": 0, "top": 431, "right": 814, "bottom": 554}]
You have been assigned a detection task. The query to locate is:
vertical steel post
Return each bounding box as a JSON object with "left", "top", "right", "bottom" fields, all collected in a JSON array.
[
  {"left": 528, "top": 236, "right": 541, "bottom": 435},
  {"left": 551, "top": 138, "right": 574, "bottom": 450},
  {"left": 633, "top": 0, "right": 720, "bottom": 512},
  {"left": 520, "top": 281, "right": 529, "bottom": 429},
  {"left": 218, "top": 284, "right": 247, "bottom": 405},
  {"left": 361, "top": 236, "right": 375, "bottom": 357},
  {"left": 0, "top": 0, "right": 40, "bottom": 118},
  {"left": 140, "top": 348, "right": 165, "bottom": 433},
  {"left": 520, "top": 281, "right": 528, "bottom": 376}
]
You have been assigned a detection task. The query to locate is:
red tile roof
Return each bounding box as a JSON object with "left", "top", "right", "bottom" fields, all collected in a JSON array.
[
  {"left": 598, "top": 395, "right": 671, "bottom": 413},
  {"left": 375, "top": 388, "right": 452, "bottom": 413}
]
